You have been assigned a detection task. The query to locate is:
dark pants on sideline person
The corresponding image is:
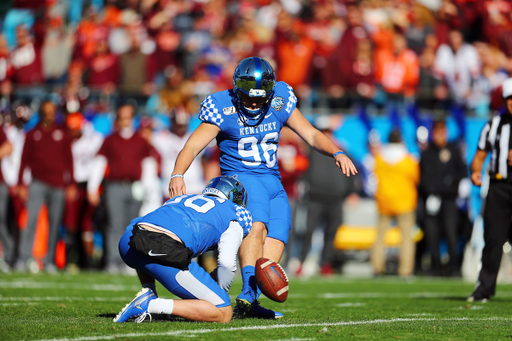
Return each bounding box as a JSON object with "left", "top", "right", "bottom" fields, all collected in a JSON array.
[
  {"left": 473, "top": 181, "right": 512, "bottom": 298},
  {"left": 0, "top": 183, "right": 14, "bottom": 265},
  {"left": 16, "top": 179, "right": 65, "bottom": 268},
  {"left": 424, "top": 197, "right": 460, "bottom": 275},
  {"left": 300, "top": 200, "right": 342, "bottom": 268}
]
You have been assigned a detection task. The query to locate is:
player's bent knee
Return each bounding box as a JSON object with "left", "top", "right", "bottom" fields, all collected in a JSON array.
[
  {"left": 249, "top": 222, "right": 267, "bottom": 239},
  {"left": 218, "top": 306, "right": 233, "bottom": 323}
]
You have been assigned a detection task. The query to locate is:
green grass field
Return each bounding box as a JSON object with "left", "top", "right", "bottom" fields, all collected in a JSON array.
[{"left": 1, "top": 272, "right": 512, "bottom": 340}]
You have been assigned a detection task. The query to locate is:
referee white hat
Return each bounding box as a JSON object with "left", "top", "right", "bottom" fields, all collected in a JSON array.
[{"left": 502, "top": 78, "right": 512, "bottom": 98}]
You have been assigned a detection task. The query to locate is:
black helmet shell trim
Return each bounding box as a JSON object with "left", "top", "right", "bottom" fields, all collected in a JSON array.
[
  {"left": 232, "top": 57, "right": 276, "bottom": 121},
  {"left": 202, "top": 176, "right": 248, "bottom": 208}
]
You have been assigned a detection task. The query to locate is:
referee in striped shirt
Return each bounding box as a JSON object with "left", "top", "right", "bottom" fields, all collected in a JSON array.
[{"left": 467, "top": 78, "right": 512, "bottom": 302}]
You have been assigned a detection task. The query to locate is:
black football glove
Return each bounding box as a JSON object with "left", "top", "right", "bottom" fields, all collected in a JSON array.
[{"left": 209, "top": 267, "right": 218, "bottom": 283}]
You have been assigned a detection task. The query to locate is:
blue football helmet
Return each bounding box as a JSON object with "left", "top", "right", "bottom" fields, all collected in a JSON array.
[
  {"left": 232, "top": 57, "right": 276, "bottom": 120},
  {"left": 202, "top": 175, "right": 248, "bottom": 208}
]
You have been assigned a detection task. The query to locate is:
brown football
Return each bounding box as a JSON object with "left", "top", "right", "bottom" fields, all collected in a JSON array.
[{"left": 255, "top": 257, "right": 289, "bottom": 303}]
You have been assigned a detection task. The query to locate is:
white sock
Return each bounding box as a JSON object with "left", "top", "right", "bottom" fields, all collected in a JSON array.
[{"left": 148, "top": 298, "right": 174, "bottom": 314}]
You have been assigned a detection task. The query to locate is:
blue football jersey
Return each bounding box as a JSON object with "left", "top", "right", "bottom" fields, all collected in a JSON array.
[
  {"left": 130, "top": 194, "right": 252, "bottom": 257},
  {"left": 199, "top": 81, "right": 297, "bottom": 177}
]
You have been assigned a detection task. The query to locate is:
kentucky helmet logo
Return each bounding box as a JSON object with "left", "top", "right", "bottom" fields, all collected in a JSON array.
[{"left": 271, "top": 96, "right": 285, "bottom": 111}]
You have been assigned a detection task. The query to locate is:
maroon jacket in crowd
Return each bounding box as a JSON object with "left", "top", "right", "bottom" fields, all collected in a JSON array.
[
  {"left": 324, "top": 24, "right": 369, "bottom": 89},
  {"left": 97, "top": 132, "right": 152, "bottom": 182},
  {"left": 0, "top": 128, "right": 8, "bottom": 184},
  {"left": 10, "top": 41, "right": 44, "bottom": 85},
  {"left": 12, "top": 0, "right": 45, "bottom": 9},
  {"left": 18, "top": 123, "right": 75, "bottom": 188},
  {"left": 86, "top": 53, "right": 120, "bottom": 88},
  {"left": 435, "top": 11, "right": 463, "bottom": 46},
  {"left": 146, "top": 31, "right": 180, "bottom": 83}
]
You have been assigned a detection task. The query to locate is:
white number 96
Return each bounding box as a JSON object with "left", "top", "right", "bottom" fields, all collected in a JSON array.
[{"left": 238, "top": 132, "right": 278, "bottom": 168}]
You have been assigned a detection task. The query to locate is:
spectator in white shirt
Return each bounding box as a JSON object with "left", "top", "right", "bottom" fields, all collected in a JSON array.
[
  {"left": 63, "top": 113, "right": 103, "bottom": 270},
  {"left": 434, "top": 29, "right": 481, "bottom": 109},
  {"left": 150, "top": 107, "right": 206, "bottom": 198}
]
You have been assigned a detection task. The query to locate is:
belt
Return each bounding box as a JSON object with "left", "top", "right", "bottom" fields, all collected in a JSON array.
[{"left": 490, "top": 176, "right": 512, "bottom": 184}]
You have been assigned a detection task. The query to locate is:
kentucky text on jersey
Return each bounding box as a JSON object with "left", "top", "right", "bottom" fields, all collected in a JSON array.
[{"left": 239, "top": 122, "right": 278, "bottom": 136}]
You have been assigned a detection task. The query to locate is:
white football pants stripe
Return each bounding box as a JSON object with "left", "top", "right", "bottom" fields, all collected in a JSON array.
[{"left": 175, "top": 271, "right": 225, "bottom": 306}]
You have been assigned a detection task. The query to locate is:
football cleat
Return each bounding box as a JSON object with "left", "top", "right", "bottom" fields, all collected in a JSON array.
[
  {"left": 236, "top": 287, "right": 257, "bottom": 305},
  {"left": 233, "top": 298, "right": 283, "bottom": 320},
  {"left": 113, "top": 287, "right": 156, "bottom": 323},
  {"left": 467, "top": 295, "right": 489, "bottom": 303}
]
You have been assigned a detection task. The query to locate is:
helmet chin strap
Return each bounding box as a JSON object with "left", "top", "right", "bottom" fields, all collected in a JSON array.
[
  {"left": 237, "top": 108, "right": 267, "bottom": 127},
  {"left": 244, "top": 106, "right": 261, "bottom": 116}
]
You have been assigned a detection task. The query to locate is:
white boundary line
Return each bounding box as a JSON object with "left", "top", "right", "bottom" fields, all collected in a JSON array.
[{"left": 30, "top": 317, "right": 512, "bottom": 341}]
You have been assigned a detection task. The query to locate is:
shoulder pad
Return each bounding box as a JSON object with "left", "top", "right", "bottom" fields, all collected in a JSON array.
[{"left": 274, "top": 81, "right": 297, "bottom": 114}]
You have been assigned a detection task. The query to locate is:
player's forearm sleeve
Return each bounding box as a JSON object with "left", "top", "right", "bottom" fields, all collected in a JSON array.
[
  {"left": 87, "top": 155, "right": 107, "bottom": 193},
  {"left": 217, "top": 221, "right": 243, "bottom": 293},
  {"left": 141, "top": 156, "right": 158, "bottom": 193}
]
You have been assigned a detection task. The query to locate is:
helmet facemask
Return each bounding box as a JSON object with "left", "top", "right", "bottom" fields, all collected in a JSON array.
[{"left": 233, "top": 57, "right": 276, "bottom": 125}]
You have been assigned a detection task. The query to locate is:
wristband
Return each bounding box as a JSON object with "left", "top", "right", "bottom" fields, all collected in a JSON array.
[
  {"left": 333, "top": 151, "right": 346, "bottom": 158},
  {"left": 170, "top": 174, "right": 184, "bottom": 180}
]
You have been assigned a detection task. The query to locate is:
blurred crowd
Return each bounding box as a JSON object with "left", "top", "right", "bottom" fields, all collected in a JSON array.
[
  {"left": 0, "top": 100, "right": 225, "bottom": 274},
  {"left": 0, "top": 97, "right": 475, "bottom": 279},
  {"left": 0, "top": 0, "right": 512, "bottom": 119},
  {"left": 0, "top": 0, "right": 508, "bottom": 275}
]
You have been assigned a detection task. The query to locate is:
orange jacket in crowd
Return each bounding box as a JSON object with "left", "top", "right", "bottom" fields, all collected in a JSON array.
[
  {"left": 276, "top": 34, "right": 316, "bottom": 88},
  {"left": 374, "top": 146, "right": 419, "bottom": 216},
  {"left": 375, "top": 48, "right": 420, "bottom": 97}
]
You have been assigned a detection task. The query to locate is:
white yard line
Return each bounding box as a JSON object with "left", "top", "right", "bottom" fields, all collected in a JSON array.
[
  {"left": 3, "top": 291, "right": 512, "bottom": 302},
  {"left": 0, "top": 302, "right": 39, "bottom": 306},
  {"left": 1, "top": 279, "right": 511, "bottom": 299},
  {"left": 267, "top": 338, "right": 316, "bottom": 341},
  {"left": 235, "top": 291, "right": 512, "bottom": 300},
  {"left": 0, "top": 297, "right": 132, "bottom": 302},
  {"left": 315, "top": 292, "right": 512, "bottom": 299},
  {"left": 29, "top": 317, "right": 512, "bottom": 341},
  {"left": 0, "top": 281, "right": 140, "bottom": 291},
  {"left": 336, "top": 302, "right": 366, "bottom": 307}
]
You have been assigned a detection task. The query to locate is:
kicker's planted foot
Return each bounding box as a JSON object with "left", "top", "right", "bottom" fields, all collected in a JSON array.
[{"left": 233, "top": 298, "right": 283, "bottom": 319}]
